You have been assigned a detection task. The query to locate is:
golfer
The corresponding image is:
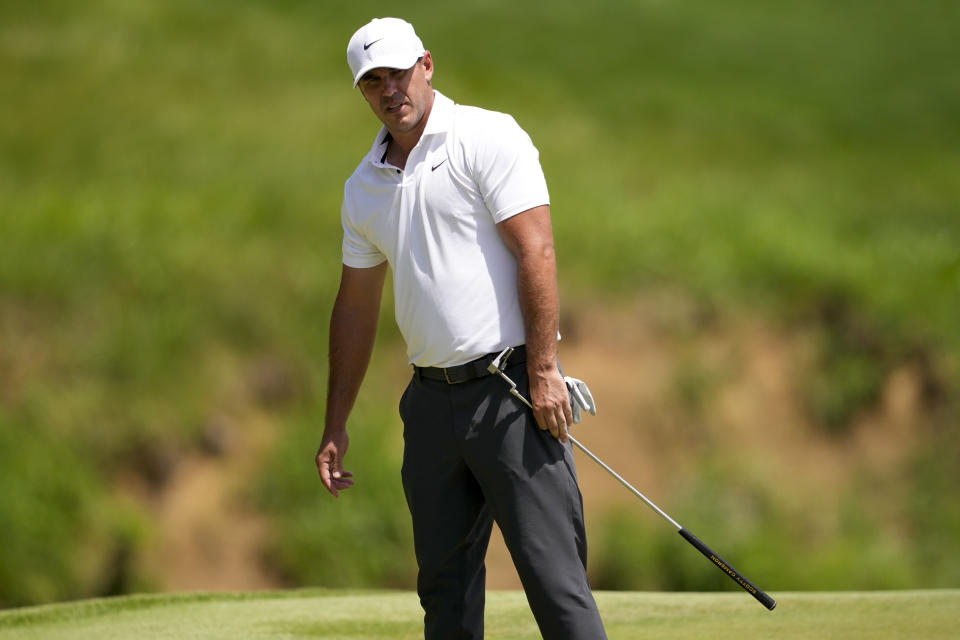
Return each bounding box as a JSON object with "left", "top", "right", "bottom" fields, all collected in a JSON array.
[{"left": 316, "top": 17, "right": 607, "bottom": 640}]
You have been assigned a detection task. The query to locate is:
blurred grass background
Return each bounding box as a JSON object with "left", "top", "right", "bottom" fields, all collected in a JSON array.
[{"left": 1, "top": 0, "right": 958, "bottom": 607}]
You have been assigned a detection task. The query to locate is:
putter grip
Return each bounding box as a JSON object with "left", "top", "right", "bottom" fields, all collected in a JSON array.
[{"left": 678, "top": 528, "right": 777, "bottom": 611}]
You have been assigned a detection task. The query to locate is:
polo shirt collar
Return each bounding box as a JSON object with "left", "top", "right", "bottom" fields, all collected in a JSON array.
[{"left": 422, "top": 90, "right": 454, "bottom": 137}]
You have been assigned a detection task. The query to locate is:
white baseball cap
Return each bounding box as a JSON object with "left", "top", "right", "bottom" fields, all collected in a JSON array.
[{"left": 347, "top": 18, "right": 425, "bottom": 87}]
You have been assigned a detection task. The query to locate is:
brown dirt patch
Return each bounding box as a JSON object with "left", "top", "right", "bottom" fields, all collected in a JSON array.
[
  {"left": 485, "top": 297, "right": 930, "bottom": 587},
  {"left": 122, "top": 299, "right": 932, "bottom": 592}
]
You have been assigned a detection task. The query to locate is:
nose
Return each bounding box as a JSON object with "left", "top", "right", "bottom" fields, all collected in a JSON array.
[{"left": 382, "top": 74, "right": 400, "bottom": 96}]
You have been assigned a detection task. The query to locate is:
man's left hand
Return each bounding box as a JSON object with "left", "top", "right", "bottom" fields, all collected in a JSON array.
[{"left": 529, "top": 368, "right": 574, "bottom": 442}]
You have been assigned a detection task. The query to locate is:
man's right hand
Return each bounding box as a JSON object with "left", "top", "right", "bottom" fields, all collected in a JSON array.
[{"left": 316, "top": 429, "right": 354, "bottom": 498}]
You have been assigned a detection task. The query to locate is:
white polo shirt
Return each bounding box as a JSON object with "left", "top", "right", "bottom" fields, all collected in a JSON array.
[{"left": 341, "top": 91, "right": 550, "bottom": 367}]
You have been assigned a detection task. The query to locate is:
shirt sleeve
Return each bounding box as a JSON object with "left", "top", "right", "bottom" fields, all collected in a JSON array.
[
  {"left": 470, "top": 113, "right": 550, "bottom": 223},
  {"left": 341, "top": 188, "right": 387, "bottom": 268}
]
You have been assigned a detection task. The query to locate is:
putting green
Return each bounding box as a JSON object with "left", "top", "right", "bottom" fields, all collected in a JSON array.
[{"left": 1, "top": 589, "right": 956, "bottom": 639}]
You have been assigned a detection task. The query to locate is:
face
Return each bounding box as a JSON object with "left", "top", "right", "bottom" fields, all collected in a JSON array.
[{"left": 358, "top": 51, "right": 435, "bottom": 138}]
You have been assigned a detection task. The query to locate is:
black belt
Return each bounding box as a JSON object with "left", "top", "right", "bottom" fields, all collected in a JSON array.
[{"left": 415, "top": 346, "right": 526, "bottom": 384}]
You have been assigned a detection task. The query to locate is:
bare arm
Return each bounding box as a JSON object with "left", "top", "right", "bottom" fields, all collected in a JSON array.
[
  {"left": 316, "top": 262, "right": 388, "bottom": 496},
  {"left": 497, "top": 205, "right": 573, "bottom": 442}
]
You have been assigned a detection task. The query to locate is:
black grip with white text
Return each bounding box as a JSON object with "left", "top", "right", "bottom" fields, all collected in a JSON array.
[{"left": 678, "top": 527, "right": 777, "bottom": 611}]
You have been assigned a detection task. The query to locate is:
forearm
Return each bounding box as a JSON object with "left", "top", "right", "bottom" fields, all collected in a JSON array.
[
  {"left": 497, "top": 205, "right": 572, "bottom": 440},
  {"left": 323, "top": 263, "right": 387, "bottom": 435},
  {"left": 325, "top": 307, "right": 377, "bottom": 433},
  {"left": 515, "top": 240, "right": 561, "bottom": 374}
]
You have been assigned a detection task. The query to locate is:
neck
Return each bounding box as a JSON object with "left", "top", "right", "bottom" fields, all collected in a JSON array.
[{"left": 385, "top": 91, "right": 435, "bottom": 169}]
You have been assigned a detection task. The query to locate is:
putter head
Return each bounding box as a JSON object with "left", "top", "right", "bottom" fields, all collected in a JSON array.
[{"left": 488, "top": 347, "right": 514, "bottom": 374}]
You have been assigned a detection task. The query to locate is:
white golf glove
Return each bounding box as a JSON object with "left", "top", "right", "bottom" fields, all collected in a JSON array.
[{"left": 564, "top": 376, "right": 597, "bottom": 424}]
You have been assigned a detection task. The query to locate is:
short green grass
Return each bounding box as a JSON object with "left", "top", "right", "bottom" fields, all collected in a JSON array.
[{"left": 1, "top": 590, "right": 957, "bottom": 640}]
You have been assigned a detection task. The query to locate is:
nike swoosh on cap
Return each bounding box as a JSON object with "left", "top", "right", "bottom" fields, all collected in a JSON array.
[{"left": 363, "top": 38, "right": 383, "bottom": 50}]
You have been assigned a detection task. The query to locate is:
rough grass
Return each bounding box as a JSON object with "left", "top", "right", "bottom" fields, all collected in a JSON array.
[
  {"left": 2, "top": 0, "right": 959, "bottom": 608},
  {"left": 1, "top": 589, "right": 958, "bottom": 640}
]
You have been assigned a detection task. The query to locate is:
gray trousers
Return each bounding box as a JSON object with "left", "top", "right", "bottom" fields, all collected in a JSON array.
[{"left": 399, "top": 359, "right": 608, "bottom": 640}]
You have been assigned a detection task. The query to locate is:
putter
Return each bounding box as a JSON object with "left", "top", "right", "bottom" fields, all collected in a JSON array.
[{"left": 488, "top": 347, "right": 777, "bottom": 611}]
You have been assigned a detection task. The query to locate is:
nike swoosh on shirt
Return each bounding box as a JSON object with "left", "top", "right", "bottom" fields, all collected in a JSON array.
[
  {"left": 363, "top": 39, "right": 383, "bottom": 50},
  {"left": 432, "top": 158, "right": 447, "bottom": 171}
]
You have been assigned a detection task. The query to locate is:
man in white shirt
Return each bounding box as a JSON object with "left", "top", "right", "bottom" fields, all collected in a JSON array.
[{"left": 316, "top": 17, "right": 607, "bottom": 640}]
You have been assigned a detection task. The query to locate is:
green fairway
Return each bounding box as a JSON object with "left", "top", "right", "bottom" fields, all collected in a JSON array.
[{"left": 0, "top": 589, "right": 956, "bottom": 639}]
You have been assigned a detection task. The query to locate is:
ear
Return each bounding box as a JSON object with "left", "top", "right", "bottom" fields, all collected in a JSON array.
[{"left": 421, "top": 50, "right": 434, "bottom": 83}]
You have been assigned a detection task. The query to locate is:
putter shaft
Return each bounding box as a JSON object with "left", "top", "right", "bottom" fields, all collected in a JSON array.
[
  {"left": 566, "top": 434, "right": 682, "bottom": 529},
  {"left": 493, "top": 367, "right": 681, "bottom": 529},
  {"left": 487, "top": 350, "right": 776, "bottom": 610}
]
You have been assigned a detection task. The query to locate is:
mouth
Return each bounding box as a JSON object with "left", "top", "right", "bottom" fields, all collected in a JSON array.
[{"left": 384, "top": 99, "right": 407, "bottom": 115}]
